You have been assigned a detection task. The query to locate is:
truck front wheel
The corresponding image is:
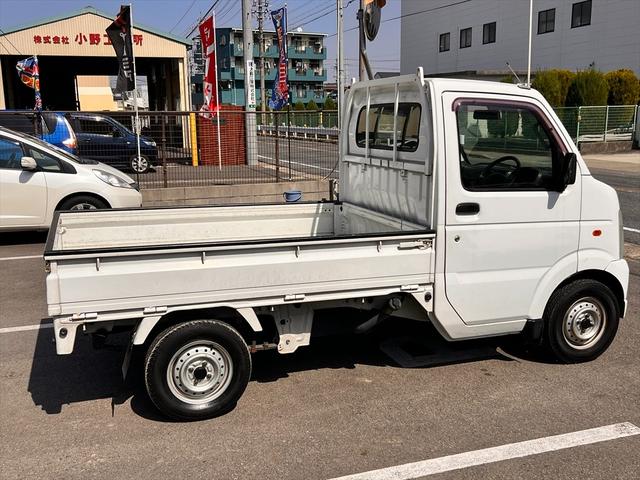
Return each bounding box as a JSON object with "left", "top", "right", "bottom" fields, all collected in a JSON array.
[
  {"left": 144, "top": 320, "right": 251, "bottom": 420},
  {"left": 543, "top": 279, "right": 619, "bottom": 363}
]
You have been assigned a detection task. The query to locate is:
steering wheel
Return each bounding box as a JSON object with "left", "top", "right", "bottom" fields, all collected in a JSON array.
[{"left": 478, "top": 155, "right": 521, "bottom": 184}]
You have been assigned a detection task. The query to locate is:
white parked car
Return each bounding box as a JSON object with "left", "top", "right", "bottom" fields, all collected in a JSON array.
[{"left": 0, "top": 126, "right": 142, "bottom": 231}]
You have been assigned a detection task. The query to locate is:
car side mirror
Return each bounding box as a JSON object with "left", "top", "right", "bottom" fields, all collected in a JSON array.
[
  {"left": 555, "top": 152, "right": 577, "bottom": 193},
  {"left": 20, "top": 156, "right": 38, "bottom": 171},
  {"left": 112, "top": 129, "right": 121, "bottom": 137}
]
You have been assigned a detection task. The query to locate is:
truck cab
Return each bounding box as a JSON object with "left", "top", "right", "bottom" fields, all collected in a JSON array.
[{"left": 44, "top": 71, "right": 628, "bottom": 420}]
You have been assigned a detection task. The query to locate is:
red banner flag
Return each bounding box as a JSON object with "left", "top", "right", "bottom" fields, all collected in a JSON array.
[{"left": 199, "top": 15, "right": 219, "bottom": 114}]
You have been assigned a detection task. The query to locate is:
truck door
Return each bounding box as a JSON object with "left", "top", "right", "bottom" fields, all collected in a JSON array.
[{"left": 442, "top": 93, "right": 581, "bottom": 324}]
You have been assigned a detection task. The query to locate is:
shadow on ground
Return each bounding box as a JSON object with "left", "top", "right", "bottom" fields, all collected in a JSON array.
[
  {"left": 0, "top": 230, "right": 48, "bottom": 246},
  {"left": 28, "top": 317, "right": 538, "bottom": 422}
]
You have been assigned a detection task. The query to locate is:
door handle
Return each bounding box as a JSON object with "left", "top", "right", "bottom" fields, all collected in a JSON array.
[{"left": 456, "top": 202, "right": 480, "bottom": 215}]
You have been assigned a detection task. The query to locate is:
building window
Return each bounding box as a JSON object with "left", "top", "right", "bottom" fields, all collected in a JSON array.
[
  {"left": 482, "top": 22, "right": 496, "bottom": 44},
  {"left": 460, "top": 27, "right": 472, "bottom": 49},
  {"left": 439, "top": 32, "right": 450, "bottom": 52},
  {"left": 538, "top": 8, "right": 555, "bottom": 34},
  {"left": 571, "top": 0, "right": 591, "bottom": 28}
]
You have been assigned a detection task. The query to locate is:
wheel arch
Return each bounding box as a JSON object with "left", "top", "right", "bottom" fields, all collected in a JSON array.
[
  {"left": 553, "top": 269, "right": 625, "bottom": 320},
  {"left": 54, "top": 192, "right": 111, "bottom": 211},
  {"left": 133, "top": 306, "right": 264, "bottom": 348}
]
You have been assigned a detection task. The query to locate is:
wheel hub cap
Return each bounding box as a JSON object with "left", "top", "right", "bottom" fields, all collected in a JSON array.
[
  {"left": 563, "top": 297, "right": 606, "bottom": 350},
  {"left": 167, "top": 341, "right": 233, "bottom": 404},
  {"left": 70, "top": 203, "right": 97, "bottom": 210}
]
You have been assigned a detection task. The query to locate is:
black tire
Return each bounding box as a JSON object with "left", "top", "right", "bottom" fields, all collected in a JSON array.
[
  {"left": 543, "top": 279, "right": 619, "bottom": 363},
  {"left": 130, "top": 155, "right": 150, "bottom": 174},
  {"left": 59, "top": 195, "right": 108, "bottom": 211},
  {"left": 144, "top": 320, "right": 251, "bottom": 421}
]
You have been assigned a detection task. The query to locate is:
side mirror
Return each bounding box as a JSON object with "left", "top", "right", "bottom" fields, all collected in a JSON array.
[
  {"left": 20, "top": 156, "right": 38, "bottom": 171},
  {"left": 555, "top": 152, "right": 577, "bottom": 192},
  {"left": 112, "top": 129, "right": 121, "bottom": 138}
]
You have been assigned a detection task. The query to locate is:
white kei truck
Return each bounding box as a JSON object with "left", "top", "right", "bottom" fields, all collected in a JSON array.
[{"left": 44, "top": 71, "right": 629, "bottom": 420}]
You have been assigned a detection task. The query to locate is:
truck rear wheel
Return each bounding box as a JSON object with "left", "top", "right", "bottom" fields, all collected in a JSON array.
[
  {"left": 543, "top": 279, "right": 619, "bottom": 363},
  {"left": 144, "top": 320, "right": 251, "bottom": 421}
]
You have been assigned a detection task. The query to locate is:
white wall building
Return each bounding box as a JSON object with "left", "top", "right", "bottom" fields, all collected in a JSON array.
[{"left": 400, "top": 0, "right": 640, "bottom": 79}]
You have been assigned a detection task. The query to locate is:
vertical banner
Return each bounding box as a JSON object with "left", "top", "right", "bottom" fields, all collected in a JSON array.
[
  {"left": 269, "top": 6, "right": 289, "bottom": 110},
  {"left": 16, "top": 56, "right": 41, "bottom": 110},
  {"left": 198, "top": 14, "right": 219, "bottom": 115},
  {"left": 106, "top": 5, "right": 135, "bottom": 93}
]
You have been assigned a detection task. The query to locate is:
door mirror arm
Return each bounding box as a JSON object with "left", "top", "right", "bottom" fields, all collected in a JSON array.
[{"left": 20, "top": 156, "right": 38, "bottom": 172}]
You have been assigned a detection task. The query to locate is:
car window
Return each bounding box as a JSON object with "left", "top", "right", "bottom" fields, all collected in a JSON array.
[
  {"left": 28, "top": 147, "right": 63, "bottom": 172},
  {"left": 77, "top": 118, "right": 114, "bottom": 136},
  {"left": 356, "top": 103, "right": 421, "bottom": 152},
  {"left": 0, "top": 137, "right": 24, "bottom": 170},
  {"left": 456, "top": 101, "right": 559, "bottom": 190}
]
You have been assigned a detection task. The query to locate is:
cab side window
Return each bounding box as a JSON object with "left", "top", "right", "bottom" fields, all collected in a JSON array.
[
  {"left": 0, "top": 138, "right": 24, "bottom": 170},
  {"left": 78, "top": 118, "right": 114, "bottom": 136},
  {"left": 456, "top": 102, "right": 561, "bottom": 190}
]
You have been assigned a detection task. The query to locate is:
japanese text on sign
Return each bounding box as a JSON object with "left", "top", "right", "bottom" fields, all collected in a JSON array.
[{"left": 33, "top": 33, "right": 143, "bottom": 46}]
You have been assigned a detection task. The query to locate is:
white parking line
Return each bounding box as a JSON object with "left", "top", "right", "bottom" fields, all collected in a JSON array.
[
  {"left": 328, "top": 422, "right": 640, "bottom": 480},
  {"left": 624, "top": 227, "right": 640, "bottom": 234},
  {"left": 0, "top": 323, "right": 53, "bottom": 334},
  {"left": 0, "top": 255, "right": 42, "bottom": 261}
]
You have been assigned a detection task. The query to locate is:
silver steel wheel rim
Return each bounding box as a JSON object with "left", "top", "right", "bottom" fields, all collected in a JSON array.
[
  {"left": 562, "top": 296, "right": 607, "bottom": 350},
  {"left": 167, "top": 340, "right": 233, "bottom": 404},
  {"left": 132, "top": 156, "right": 148, "bottom": 172},
  {"left": 70, "top": 203, "right": 97, "bottom": 210}
]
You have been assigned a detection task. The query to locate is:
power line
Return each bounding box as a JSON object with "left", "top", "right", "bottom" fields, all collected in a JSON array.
[
  {"left": 290, "top": 4, "right": 335, "bottom": 30},
  {"left": 169, "top": 0, "right": 198, "bottom": 33},
  {"left": 327, "top": 0, "right": 473, "bottom": 38},
  {"left": 184, "top": 0, "right": 225, "bottom": 37},
  {"left": 288, "top": 0, "right": 332, "bottom": 26},
  {"left": 0, "top": 28, "right": 22, "bottom": 55}
]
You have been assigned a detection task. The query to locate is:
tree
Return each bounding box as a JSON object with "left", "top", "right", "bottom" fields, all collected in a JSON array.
[
  {"left": 532, "top": 70, "right": 575, "bottom": 107},
  {"left": 532, "top": 70, "right": 562, "bottom": 107},
  {"left": 293, "top": 101, "right": 306, "bottom": 111},
  {"left": 306, "top": 100, "right": 318, "bottom": 111},
  {"left": 554, "top": 70, "right": 575, "bottom": 106},
  {"left": 323, "top": 97, "right": 336, "bottom": 110},
  {"left": 605, "top": 69, "right": 640, "bottom": 105},
  {"left": 566, "top": 69, "right": 609, "bottom": 106}
]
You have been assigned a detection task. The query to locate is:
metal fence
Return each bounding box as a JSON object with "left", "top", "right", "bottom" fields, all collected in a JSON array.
[
  {"left": 2, "top": 105, "right": 637, "bottom": 190},
  {"left": 0, "top": 109, "right": 339, "bottom": 190},
  {"left": 554, "top": 105, "right": 638, "bottom": 144}
]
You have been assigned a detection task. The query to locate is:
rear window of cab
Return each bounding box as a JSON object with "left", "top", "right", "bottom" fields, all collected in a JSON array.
[{"left": 355, "top": 103, "right": 421, "bottom": 152}]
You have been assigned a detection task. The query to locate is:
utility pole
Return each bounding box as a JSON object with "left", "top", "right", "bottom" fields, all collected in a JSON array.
[
  {"left": 337, "top": 0, "right": 344, "bottom": 127},
  {"left": 253, "top": 0, "right": 269, "bottom": 116},
  {"left": 242, "top": 0, "right": 258, "bottom": 165}
]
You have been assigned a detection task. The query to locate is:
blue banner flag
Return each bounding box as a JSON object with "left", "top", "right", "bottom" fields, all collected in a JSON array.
[{"left": 269, "top": 7, "right": 289, "bottom": 110}]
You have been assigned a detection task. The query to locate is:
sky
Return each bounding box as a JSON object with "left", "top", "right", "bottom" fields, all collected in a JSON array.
[{"left": 0, "top": 0, "right": 404, "bottom": 81}]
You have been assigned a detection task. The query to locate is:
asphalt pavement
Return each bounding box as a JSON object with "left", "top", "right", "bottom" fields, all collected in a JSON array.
[{"left": 0, "top": 151, "right": 639, "bottom": 479}]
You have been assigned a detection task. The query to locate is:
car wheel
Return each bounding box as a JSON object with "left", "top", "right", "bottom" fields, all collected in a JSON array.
[
  {"left": 543, "top": 279, "right": 619, "bottom": 363},
  {"left": 131, "top": 155, "right": 150, "bottom": 174},
  {"left": 59, "top": 195, "right": 108, "bottom": 211},
  {"left": 144, "top": 320, "right": 251, "bottom": 421}
]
